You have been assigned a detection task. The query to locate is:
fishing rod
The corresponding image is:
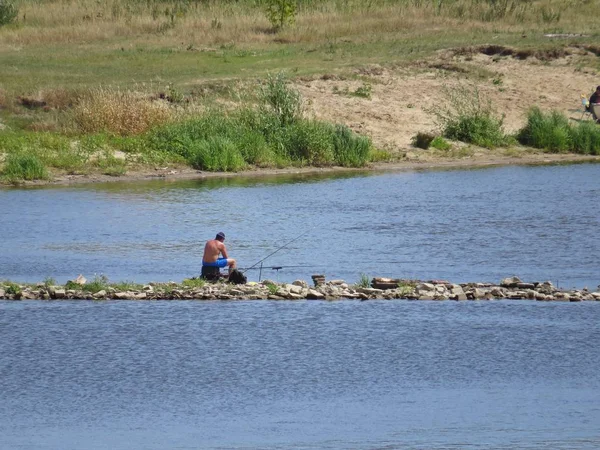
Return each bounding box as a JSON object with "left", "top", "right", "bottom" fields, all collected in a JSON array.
[
  {"left": 239, "top": 265, "right": 313, "bottom": 271},
  {"left": 241, "top": 229, "right": 313, "bottom": 275}
]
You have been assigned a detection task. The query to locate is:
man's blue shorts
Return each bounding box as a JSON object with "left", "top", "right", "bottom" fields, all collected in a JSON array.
[{"left": 202, "top": 258, "right": 228, "bottom": 268}]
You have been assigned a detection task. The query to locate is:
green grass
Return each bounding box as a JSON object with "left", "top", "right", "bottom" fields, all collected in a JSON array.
[
  {"left": 1, "top": 153, "right": 49, "bottom": 182},
  {"left": 518, "top": 107, "right": 600, "bottom": 155},
  {"left": 182, "top": 278, "right": 206, "bottom": 289},
  {"left": 356, "top": 273, "right": 370, "bottom": 288},
  {"left": 81, "top": 274, "right": 110, "bottom": 294}
]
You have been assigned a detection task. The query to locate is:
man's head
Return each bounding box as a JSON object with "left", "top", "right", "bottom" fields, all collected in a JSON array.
[
  {"left": 215, "top": 231, "right": 225, "bottom": 242},
  {"left": 596, "top": 86, "right": 600, "bottom": 92}
]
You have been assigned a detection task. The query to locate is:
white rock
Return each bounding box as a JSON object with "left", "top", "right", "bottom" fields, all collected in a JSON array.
[
  {"left": 306, "top": 289, "right": 325, "bottom": 299},
  {"left": 285, "top": 284, "right": 304, "bottom": 295}
]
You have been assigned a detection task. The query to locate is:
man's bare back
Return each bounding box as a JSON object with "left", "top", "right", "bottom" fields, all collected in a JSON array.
[
  {"left": 202, "top": 239, "right": 228, "bottom": 264},
  {"left": 201, "top": 232, "right": 236, "bottom": 275}
]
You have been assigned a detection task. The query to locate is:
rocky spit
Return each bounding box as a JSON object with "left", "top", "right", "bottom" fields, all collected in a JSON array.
[{"left": 0, "top": 276, "right": 599, "bottom": 302}]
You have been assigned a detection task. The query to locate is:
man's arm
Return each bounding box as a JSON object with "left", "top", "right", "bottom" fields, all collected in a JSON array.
[{"left": 219, "top": 242, "right": 229, "bottom": 259}]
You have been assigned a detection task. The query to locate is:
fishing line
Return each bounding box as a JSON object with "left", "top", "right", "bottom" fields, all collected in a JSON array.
[{"left": 241, "top": 229, "right": 313, "bottom": 275}]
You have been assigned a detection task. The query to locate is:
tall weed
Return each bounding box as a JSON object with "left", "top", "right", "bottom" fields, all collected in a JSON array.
[
  {"left": 332, "top": 124, "right": 371, "bottom": 167},
  {"left": 431, "top": 84, "right": 506, "bottom": 148},
  {"left": 259, "top": 72, "right": 303, "bottom": 127}
]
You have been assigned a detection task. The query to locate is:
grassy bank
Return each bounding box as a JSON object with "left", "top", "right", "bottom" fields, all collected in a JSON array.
[
  {"left": 0, "top": 73, "right": 376, "bottom": 183},
  {"left": 2, "top": 0, "right": 600, "bottom": 183}
]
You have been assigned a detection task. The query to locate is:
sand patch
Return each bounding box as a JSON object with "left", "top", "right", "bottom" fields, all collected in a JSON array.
[{"left": 295, "top": 51, "right": 598, "bottom": 152}]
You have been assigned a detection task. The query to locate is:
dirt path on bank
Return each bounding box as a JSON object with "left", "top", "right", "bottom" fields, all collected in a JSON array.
[{"left": 2, "top": 49, "right": 599, "bottom": 187}]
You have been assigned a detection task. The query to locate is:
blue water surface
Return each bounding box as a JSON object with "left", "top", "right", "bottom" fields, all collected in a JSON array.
[
  {"left": 1, "top": 299, "right": 599, "bottom": 449},
  {"left": 1, "top": 163, "right": 599, "bottom": 288}
]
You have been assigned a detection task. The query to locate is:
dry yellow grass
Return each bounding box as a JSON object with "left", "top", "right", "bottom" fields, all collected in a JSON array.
[
  {"left": 1, "top": 0, "right": 598, "bottom": 47},
  {"left": 73, "top": 87, "right": 173, "bottom": 135}
]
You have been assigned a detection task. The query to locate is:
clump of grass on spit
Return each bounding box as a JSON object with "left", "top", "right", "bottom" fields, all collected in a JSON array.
[
  {"left": 182, "top": 278, "right": 205, "bottom": 289},
  {"left": 81, "top": 274, "right": 110, "bottom": 294},
  {"left": 356, "top": 273, "right": 371, "bottom": 288}
]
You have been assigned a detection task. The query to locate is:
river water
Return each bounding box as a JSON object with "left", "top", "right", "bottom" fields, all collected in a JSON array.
[
  {"left": 1, "top": 299, "right": 599, "bottom": 449},
  {"left": 1, "top": 163, "right": 599, "bottom": 288},
  {"left": 1, "top": 164, "right": 600, "bottom": 449}
]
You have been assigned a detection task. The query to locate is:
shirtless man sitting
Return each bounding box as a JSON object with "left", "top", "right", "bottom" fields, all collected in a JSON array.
[{"left": 202, "top": 232, "right": 237, "bottom": 277}]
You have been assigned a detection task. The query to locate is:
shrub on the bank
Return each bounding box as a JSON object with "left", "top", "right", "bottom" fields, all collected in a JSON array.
[
  {"left": 259, "top": 72, "right": 303, "bottom": 127},
  {"left": 411, "top": 132, "right": 436, "bottom": 149},
  {"left": 284, "top": 119, "right": 335, "bottom": 165},
  {"left": 570, "top": 120, "right": 600, "bottom": 155},
  {"left": 148, "top": 107, "right": 373, "bottom": 170},
  {"left": 332, "top": 124, "right": 371, "bottom": 167},
  {"left": 430, "top": 136, "right": 452, "bottom": 151},
  {"left": 188, "top": 136, "right": 246, "bottom": 171},
  {"left": 431, "top": 84, "right": 506, "bottom": 148},
  {"left": 517, "top": 107, "right": 571, "bottom": 152},
  {"left": 518, "top": 107, "right": 600, "bottom": 155},
  {"left": 1, "top": 154, "right": 49, "bottom": 182},
  {"left": 0, "top": 0, "right": 18, "bottom": 27}
]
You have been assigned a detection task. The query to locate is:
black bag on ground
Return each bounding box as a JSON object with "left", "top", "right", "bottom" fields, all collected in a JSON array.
[
  {"left": 228, "top": 269, "right": 247, "bottom": 285},
  {"left": 201, "top": 265, "right": 222, "bottom": 281}
]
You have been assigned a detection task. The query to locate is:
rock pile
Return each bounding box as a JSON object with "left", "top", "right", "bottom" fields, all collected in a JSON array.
[{"left": 0, "top": 276, "right": 598, "bottom": 302}]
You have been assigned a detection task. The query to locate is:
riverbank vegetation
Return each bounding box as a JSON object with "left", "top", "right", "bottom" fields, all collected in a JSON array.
[
  {"left": 1, "top": 0, "right": 600, "bottom": 184},
  {"left": 418, "top": 85, "right": 600, "bottom": 155},
  {"left": 0, "top": 73, "right": 375, "bottom": 182}
]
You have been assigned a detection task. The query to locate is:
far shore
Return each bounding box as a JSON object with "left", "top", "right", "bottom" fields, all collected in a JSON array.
[{"left": 2, "top": 152, "right": 599, "bottom": 188}]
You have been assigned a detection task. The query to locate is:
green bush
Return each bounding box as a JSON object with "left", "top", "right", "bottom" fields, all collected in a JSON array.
[
  {"left": 332, "top": 124, "right": 371, "bottom": 167},
  {"left": 284, "top": 120, "right": 335, "bottom": 165},
  {"left": 431, "top": 84, "right": 506, "bottom": 148},
  {"left": 444, "top": 114, "right": 506, "bottom": 149},
  {"left": 430, "top": 136, "right": 452, "bottom": 151},
  {"left": 517, "top": 108, "right": 600, "bottom": 155},
  {"left": 1, "top": 154, "right": 49, "bottom": 182},
  {"left": 517, "top": 107, "right": 571, "bottom": 152},
  {"left": 411, "top": 132, "right": 435, "bottom": 149},
  {"left": 236, "top": 129, "right": 274, "bottom": 166},
  {"left": 570, "top": 120, "right": 600, "bottom": 155},
  {"left": 259, "top": 72, "right": 303, "bottom": 127},
  {"left": 0, "top": 0, "right": 18, "bottom": 27},
  {"left": 188, "top": 137, "right": 246, "bottom": 171}
]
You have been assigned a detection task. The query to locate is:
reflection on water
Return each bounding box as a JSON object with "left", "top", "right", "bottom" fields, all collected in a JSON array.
[{"left": 0, "top": 164, "right": 599, "bottom": 287}]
